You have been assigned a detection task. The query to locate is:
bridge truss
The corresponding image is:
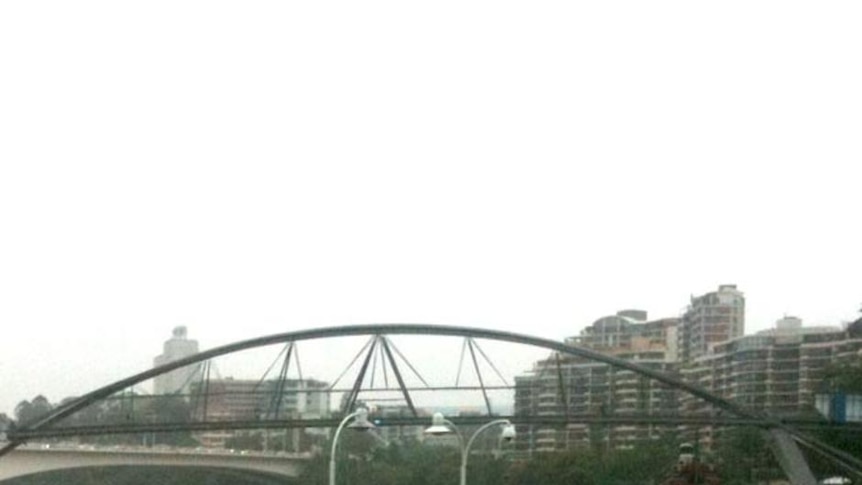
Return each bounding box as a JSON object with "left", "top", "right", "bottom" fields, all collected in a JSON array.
[{"left": 2, "top": 324, "right": 860, "bottom": 483}]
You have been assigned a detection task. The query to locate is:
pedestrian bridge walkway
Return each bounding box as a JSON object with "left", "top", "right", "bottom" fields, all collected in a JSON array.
[{"left": 0, "top": 443, "right": 307, "bottom": 481}]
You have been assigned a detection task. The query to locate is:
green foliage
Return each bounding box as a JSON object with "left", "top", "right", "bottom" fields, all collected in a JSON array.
[
  {"left": 14, "top": 395, "right": 53, "bottom": 427},
  {"left": 713, "top": 427, "right": 782, "bottom": 485},
  {"left": 809, "top": 351, "right": 862, "bottom": 478},
  {"left": 148, "top": 395, "right": 197, "bottom": 447},
  {"left": 48, "top": 393, "right": 198, "bottom": 447},
  {"left": 506, "top": 451, "right": 594, "bottom": 485},
  {"left": 301, "top": 433, "right": 681, "bottom": 485},
  {"left": 300, "top": 437, "right": 484, "bottom": 485},
  {"left": 807, "top": 426, "right": 862, "bottom": 480},
  {"left": 507, "top": 438, "right": 679, "bottom": 485},
  {"left": 820, "top": 357, "right": 862, "bottom": 394}
]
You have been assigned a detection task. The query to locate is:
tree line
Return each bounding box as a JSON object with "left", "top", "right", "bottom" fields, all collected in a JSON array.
[
  {"left": 296, "top": 430, "right": 767, "bottom": 485},
  {"left": 6, "top": 393, "right": 197, "bottom": 447}
]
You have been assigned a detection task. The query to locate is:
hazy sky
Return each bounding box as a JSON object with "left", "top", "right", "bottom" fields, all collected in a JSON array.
[{"left": 1, "top": 1, "right": 860, "bottom": 416}]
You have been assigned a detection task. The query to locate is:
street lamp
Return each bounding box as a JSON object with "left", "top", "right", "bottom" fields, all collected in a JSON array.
[
  {"left": 424, "top": 412, "right": 516, "bottom": 485},
  {"left": 329, "top": 407, "right": 374, "bottom": 485}
]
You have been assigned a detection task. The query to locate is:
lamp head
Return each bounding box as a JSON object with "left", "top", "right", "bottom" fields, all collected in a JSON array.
[
  {"left": 347, "top": 407, "right": 375, "bottom": 431},
  {"left": 500, "top": 423, "right": 516, "bottom": 442},
  {"left": 424, "top": 412, "right": 454, "bottom": 435}
]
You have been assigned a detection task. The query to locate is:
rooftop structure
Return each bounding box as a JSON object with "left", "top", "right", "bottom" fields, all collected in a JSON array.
[{"left": 568, "top": 310, "right": 679, "bottom": 363}]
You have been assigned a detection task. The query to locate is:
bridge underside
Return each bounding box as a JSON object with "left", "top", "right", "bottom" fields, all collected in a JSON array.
[
  {"left": 0, "top": 465, "right": 294, "bottom": 485},
  {"left": 0, "top": 449, "right": 302, "bottom": 482}
]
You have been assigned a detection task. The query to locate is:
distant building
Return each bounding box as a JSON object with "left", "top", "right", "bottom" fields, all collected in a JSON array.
[
  {"left": 678, "top": 285, "right": 745, "bottom": 363},
  {"left": 372, "top": 404, "right": 428, "bottom": 445},
  {"left": 189, "top": 377, "right": 330, "bottom": 448},
  {"left": 515, "top": 310, "right": 680, "bottom": 452},
  {"left": 153, "top": 326, "right": 200, "bottom": 395}
]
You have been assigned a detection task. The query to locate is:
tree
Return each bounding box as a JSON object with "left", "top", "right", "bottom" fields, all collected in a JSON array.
[
  {"left": 821, "top": 355, "right": 862, "bottom": 394},
  {"left": 0, "top": 412, "right": 12, "bottom": 434},
  {"left": 505, "top": 451, "right": 596, "bottom": 485},
  {"left": 148, "top": 395, "right": 197, "bottom": 447},
  {"left": 714, "top": 427, "right": 783, "bottom": 485},
  {"left": 299, "top": 436, "right": 462, "bottom": 485},
  {"left": 301, "top": 431, "right": 698, "bottom": 485},
  {"left": 13, "top": 400, "right": 32, "bottom": 426},
  {"left": 14, "top": 395, "right": 53, "bottom": 427}
]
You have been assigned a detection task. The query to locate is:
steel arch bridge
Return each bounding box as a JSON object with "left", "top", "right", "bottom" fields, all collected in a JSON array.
[{"left": 3, "top": 324, "right": 860, "bottom": 483}]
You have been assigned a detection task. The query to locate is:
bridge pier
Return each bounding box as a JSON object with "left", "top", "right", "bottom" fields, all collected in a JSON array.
[{"left": 766, "top": 429, "right": 817, "bottom": 485}]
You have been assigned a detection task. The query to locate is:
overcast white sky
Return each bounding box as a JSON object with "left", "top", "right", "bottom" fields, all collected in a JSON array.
[{"left": 1, "top": 1, "right": 860, "bottom": 416}]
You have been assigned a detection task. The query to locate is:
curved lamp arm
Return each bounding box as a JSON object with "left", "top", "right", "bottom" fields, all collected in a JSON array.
[
  {"left": 441, "top": 416, "right": 465, "bottom": 451},
  {"left": 329, "top": 408, "right": 367, "bottom": 485},
  {"left": 461, "top": 419, "right": 512, "bottom": 485}
]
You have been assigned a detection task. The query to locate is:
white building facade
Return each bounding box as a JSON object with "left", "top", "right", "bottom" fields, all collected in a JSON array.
[{"left": 153, "top": 326, "right": 200, "bottom": 395}]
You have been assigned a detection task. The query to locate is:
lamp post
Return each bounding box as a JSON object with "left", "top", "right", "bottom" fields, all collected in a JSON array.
[
  {"left": 425, "top": 412, "right": 516, "bottom": 485},
  {"left": 329, "top": 407, "right": 374, "bottom": 485}
]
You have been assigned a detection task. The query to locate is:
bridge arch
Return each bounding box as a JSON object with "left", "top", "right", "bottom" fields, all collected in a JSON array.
[{"left": 2, "top": 323, "right": 859, "bottom": 477}]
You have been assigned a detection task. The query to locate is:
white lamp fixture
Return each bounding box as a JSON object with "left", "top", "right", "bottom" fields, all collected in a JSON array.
[
  {"left": 500, "top": 423, "right": 516, "bottom": 442},
  {"left": 346, "top": 407, "right": 375, "bottom": 431},
  {"left": 424, "top": 412, "right": 456, "bottom": 435}
]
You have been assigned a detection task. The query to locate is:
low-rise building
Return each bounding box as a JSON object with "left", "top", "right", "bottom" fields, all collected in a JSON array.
[{"left": 189, "top": 377, "right": 330, "bottom": 448}]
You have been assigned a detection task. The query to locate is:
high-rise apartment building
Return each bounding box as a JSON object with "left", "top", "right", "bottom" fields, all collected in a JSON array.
[
  {"left": 515, "top": 310, "right": 680, "bottom": 452},
  {"left": 153, "top": 326, "right": 200, "bottom": 395},
  {"left": 683, "top": 317, "right": 862, "bottom": 415},
  {"left": 514, "top": 284, "right": 857, "bottom": 456},
  {"left": 679, "top": 316, "right": 862, "bottom": 449},
  {"left": 678, "top": 285, "right": 745, "bottom": 363}
]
